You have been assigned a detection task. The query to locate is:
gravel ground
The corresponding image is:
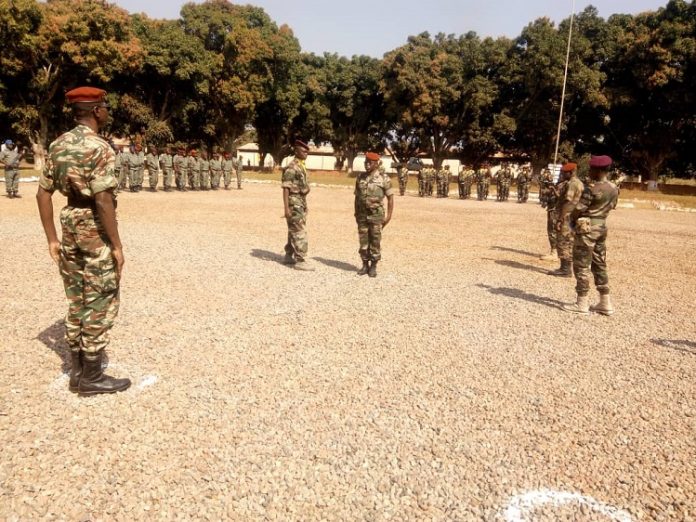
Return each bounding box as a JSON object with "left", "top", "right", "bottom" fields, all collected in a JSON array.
[{"left": 1, "top": 181, "right": 694, "bottom": 521}]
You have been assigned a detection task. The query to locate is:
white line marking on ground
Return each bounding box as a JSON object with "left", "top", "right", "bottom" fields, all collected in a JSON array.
[{"left": 502, "top": 489, "right": 633, "bottom": 522}]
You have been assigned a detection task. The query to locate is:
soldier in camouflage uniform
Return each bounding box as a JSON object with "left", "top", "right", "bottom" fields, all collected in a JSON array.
[
  {"left": 35, "top": 86, "right": 130, "bottom": 396},
  {"left": 145, "top": 146, "right": 160, "bottom": 191},
  {"left": 540, "top": 174, "right": 561, "bottom": 261},
  {"left": 282, "top": 140, "right": 313, "bottom": 271},
  {"left": 396, "top": 163, "right": 408, "bottom": 196},
  {"left": 128, "top": 144, "right": 145, "bottom": 192},
  {"left": 496, "top": 163, "right": 513, "bottom": 201},
  {"left": 210, "top": 150, "right": 223, "bottom": 190},
  {"left": 417, "top": 166, "right": 426, "bottom": 197},
  {"left": 159, "top": 145, "right": 174, "bottom": 192},
  {"left": 549, "top": 162, "right": 584, "bottom": 277},
  {"left": 427, "top": 166, "right": 435, "bottom": 197},
  {"left": 458, "top": 165, "right": 474, "bottom": 199},
  {"left": 187, "top": 149, "right": 200, "bottom": 190},
  {"left": 564, "top": 155, "right": 619, "bottom": 315},
  {"left": 517, "top": 166, "right": 531, "bottom": 203},
  {"left": 0, "top": 140, "right": 25, "bottom": 198},
  {"left": 113, "top": 145, "right": 122, "bottom": 190},
  {"left": 222, "top": 152, "right": 234, "bottom": 189},
  {"left": 436, "top": 166, "right": 445, "bottom": 198},
  {"left": 235, "top": 154, "right": 243, "bottom": 189},
  {"left": 538, "top": 168, "right": 554, "bottom": 208},
  {"left": 173, "top": 146, "right": 187, "bottom": 191},
  {"left": 475, "top": 165, "right": 490, "bottom": 201},
  {"left": 199, "top": 150, "right": 211, "bottom": 190},
  {"left": 354, "top": 151, "right": 395, "bottom": 278}
]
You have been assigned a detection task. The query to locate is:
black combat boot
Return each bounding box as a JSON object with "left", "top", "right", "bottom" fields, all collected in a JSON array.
[
  {"left": 78, "top": 351, "right": 131, "bottom": 397},
  {"left": 368, "top": 260, "right": 378, "bottom": 278},
  {"left": 357, "top": 260, "right": 370, "bottom": 276},
  {"left": 548, "top": 259, "right": 572, "bottom": 277},
  {"left": 68, "top": 351, "right": 83, "bottom": 393}
]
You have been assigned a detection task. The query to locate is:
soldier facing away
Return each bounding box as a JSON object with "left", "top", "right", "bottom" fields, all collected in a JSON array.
[
  {"left": 35, "top": 86, "right": 130, "bottom": 396},
  {"left": 354, "top": 151, "right": 394, "bottom": 278},
  {"left": 282, "top": 140, "right": 313, "bottom": 271}
]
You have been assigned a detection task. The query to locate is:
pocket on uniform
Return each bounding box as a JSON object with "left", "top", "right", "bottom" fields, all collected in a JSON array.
[{"left": 85, "top": 255, "right": 119, "bottom": 294}]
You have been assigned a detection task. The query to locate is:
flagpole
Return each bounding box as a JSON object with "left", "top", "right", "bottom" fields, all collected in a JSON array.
[{"left": 553, "top": 0, "right": 576, "bottom": 167}]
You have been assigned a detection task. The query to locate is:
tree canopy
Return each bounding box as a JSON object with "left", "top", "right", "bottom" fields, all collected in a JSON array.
[{"left": 0, "top": 0, "right": 693, "bottom": 179}]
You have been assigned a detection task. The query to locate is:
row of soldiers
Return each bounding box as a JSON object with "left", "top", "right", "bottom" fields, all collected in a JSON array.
[
  {"left": 394, "top": 163, "right": 534, "bottom": 202},
  {"left": 114, "top": 145, "right": 243, "bottom": 192}
]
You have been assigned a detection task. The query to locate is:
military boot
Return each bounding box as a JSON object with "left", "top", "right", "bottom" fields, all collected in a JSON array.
[
  {"left": 562, "top": 294, "right": 590, "bottom": 315},
  {"left": 294, "top": 260, "right": 315, "bottom": 272},
  {"left": 282, "top": 253, "right": 296, "bottom": 265},
  {"left": 78, "top": 351, "right": 131, "bottom": 397},
  {"left": 357, "top": 260, "right": 370, "bottom": 276},
  {"left": 591, "top": 293, "right": 615, "bottom": 316},
  {"left": 68, "top": 351, "right": 84, "bottom": 393},
  {"left": 368, "top": 260, "right": 378, "bottom": 278},
  {"left": 548, "top": 259, "right": 572, "bottom": 277}
]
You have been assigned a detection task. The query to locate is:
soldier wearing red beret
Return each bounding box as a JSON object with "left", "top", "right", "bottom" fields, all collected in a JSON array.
[
  {"left": 549, "top": 161, "right": 584, "bottom": 278},
  {"left": 281, "top": 139, "right": 313, "bottom": 270},
  {"left": 564, "top": 155, "right": 619, "bottom": 315},
  {"left": 354, "top": 152, "right": 394, "bottom": 277},
  {"left": 36, "top": 86, "right": 131, "bottom": 395}
]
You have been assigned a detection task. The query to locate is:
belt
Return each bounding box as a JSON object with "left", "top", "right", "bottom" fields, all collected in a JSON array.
[
  {"left": 67, "top": 196, "right": 118, "bottom": 210},
  {"left": 589, "top": 217, "right": 606, "bottom": 224}
]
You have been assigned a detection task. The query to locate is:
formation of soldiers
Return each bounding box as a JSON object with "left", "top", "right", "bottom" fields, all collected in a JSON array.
[{"left": 114, "top": 144, "right": 243, "bottom": 192}]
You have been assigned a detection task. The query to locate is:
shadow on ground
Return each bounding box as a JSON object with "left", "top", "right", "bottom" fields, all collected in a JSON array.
[
  {"left": 313, "top": 256, "right": 356, "bottom": 272},
  {"left": 652, "top": 339, "right": 696, "bottom": 355},
  {"left": 250, "top": 249, "right": 287, "bottom": 266},
  {"left": 477, "top": 284, "right": 564, "bottom": 310},
  {"left": 482, "top": 258, "right": 550, "bottom": 275},
  {"left": 36, "top": 320, "right": 110, "bottom": 374},
  {"left": 491, "top": 245, "right": 542, "bottom": 258}
]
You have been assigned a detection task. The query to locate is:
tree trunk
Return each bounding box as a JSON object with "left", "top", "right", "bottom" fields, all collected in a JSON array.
[{"left": 346, "top": 150, "right": 358, "bottom": 174}]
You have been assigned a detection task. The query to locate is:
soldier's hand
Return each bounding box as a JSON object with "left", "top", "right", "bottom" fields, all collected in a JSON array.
[
  {"left": 283, "top": 209, "right": 291, "bottom": 220},
  {"left": 112, "top": 247, "right": 125, "bottom": 281},
  {"left": 383, "top": 216, "right": 391, "bottom": 228},
  {"left": 48, "top": 241, "right": 61, "bottom": 266}
]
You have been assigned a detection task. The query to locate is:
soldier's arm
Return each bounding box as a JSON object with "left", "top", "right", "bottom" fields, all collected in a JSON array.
[
  {"left": 36, "top": 186, "right": 61, "bottom": 265},
  {"left": 383, "top": 194, "right": 395, "bottom": 228},
  {"left": 283, "top": 187, "right": 291, "bottom": 219}
]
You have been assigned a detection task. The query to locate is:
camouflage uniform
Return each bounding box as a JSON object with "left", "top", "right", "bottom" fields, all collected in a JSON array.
[
  {"left": 516, "top": 168, "right": 531, "bottom": 203},
  {"left": 113, "top": 148, "right": 122, "bottom": 190},
  {"left": 426, "top": 167, "right": 435, "bottom": 196},
  {"left": 210, "top": 154, "right": 223, "bottom": 189},
  {"left": 159, "top": 150, "right": 174, "bottom": 191},
  {"left": 417, "top": 167, "right": 426, "bottom": 197},
  {"left": 39, "top": 124, "right": 120, "bottom": 355},
  {"left": 173, "top": 151, "right": 187, "bottom": 190},
  {"left": 235, "top": 156, "right": 243, "bottom": 189},
  {"left": 354, "top": 167, "right": 394, "bottom": 262},
  {"left": 222, "top": 155, "right": 235, "bottom": 189},
  {"left": 118, "top": 149, "right": 130, "bottom": 190},
  {"left": 497, "top": 165, "right": 512, "bottom": 201},
  {"left": 475, "top": 167, "right": 490, "bottom": 200},
  {"left": 397, "top": 165, "right": 408, "bottom": 196},
  {"left": 436, "top": 168, "right": 446, "bottom": 197},
  {"left": 282, "top": 157, "right": 310, "bottom": 262},
  {"left": 199, "top": 156, "right": 211, "bottom": 190},
  {"left": 571, "top": 180, "right": 619, "bottom": 296},
  {"left": 0, "top": 147, "right": 23, "bottom": 197},
  {"left": 458, "top": 167, "right": 474, "bottom": 199},
  {"left": 145, "top": 151, "right": 160, "bottom": 190},
  {"left": 539, "top": 169, "right": 554, "bottom": 208},
  {"left": 556, "top": 175, "right": 584, "bottom": 263},
  {"left": 128, "top": 149, "right": 145, "bottom": 192},
  {"left": 187, "top": 154, "right": 200, "bottom": 190},
  {"left": 545, "top": 181, "right": 561, "bottom": 253},
  {"left": 444, "top": 166, "right": 451, "bottom": 197}
]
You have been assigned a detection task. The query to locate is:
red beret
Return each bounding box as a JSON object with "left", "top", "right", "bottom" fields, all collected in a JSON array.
[
  {"left": 294, "top": 139, "right": 310, "bottom": 150},
  {"left": 190, "top": 149, "right": 197, "bottom": 155},
  {"left": 365, "top": 152, "right": 380, "bottom": 161},
  {"left": 589, "top": 155, "right": 612, "bottom": 168},
  {"left": 66, "top": 86, "right": 107, "bottom": 104},
  {"left": 561, "top": 162, "right": 577, "bottom": 172}
]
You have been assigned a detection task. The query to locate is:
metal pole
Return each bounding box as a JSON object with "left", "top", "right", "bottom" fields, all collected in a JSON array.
[{"left": 553, "top": 0, "right": 576, "bottom": 167}]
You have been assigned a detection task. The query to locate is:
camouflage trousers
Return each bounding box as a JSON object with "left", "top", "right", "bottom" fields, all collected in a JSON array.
[
  {"left": 284, "top": 197, "right": 308, "bottom": 261},
  {"left": 129, "top": 167, "right": 143, "bottom": 188},
  {"left": 477, "top": 182, "right": 488, "bottom": 200},
  {"left": 356, "top": 214, "right": 384, "bottom": 262},
  {"left": 546, "top": 209, "right": 558, "bottom": 251},
  {"left": 116, "top": 168, "right": 127, "bottom": 190},
  {"left": 418, "top": 177, "right": 425, "bottom": 197},
  {"left": 236, "top": 169, "right": 242, "bottom": 189},
  {"left": 4, "top": 168, "right": 19, "bottom": 194},
  {"left": 210, "top": 169, "right": 222, "bottom": 189},
  {"left": 162, "top": 168, "right": 174, "bottom": 190},
  {"left": 223, "top": 169, "right": 233, "bottom": 188},
  {"left": 556, "top": 219, "right": 574, "bottom": 262},
  {"left": 59, "top": 207, "right": 120, "bottom": 354},
  {"left": 148, "top": 168, "right": 159, "bottom": 190},
  {"left": 517, "top": 183, "right": 529, "bottom": 202},
  {"left": 175, "top": 170, "right": 186, "bottom": 190},
  {"left": 188, "top": 171, "right": 200, "bottom": 190},
  {"left": 458, "top": 182, "right": 471, "bottom": 199},
  {"left": 398, "top": 176, "right": 408, "bottom": 195},
  {"left": 573, "top": 223, "right": 610, "bottom": 296},
  {"left": 200, "top": 170, "right": 211, "bottom": 190}
]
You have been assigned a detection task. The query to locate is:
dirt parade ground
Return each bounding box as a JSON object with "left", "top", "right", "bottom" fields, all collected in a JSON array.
[{"left": 1, "top": 180, "right": 695, "bottom": 521}]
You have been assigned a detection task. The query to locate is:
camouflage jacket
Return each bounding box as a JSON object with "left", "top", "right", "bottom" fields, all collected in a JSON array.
[
  {"left": 145, "top": 152, "right": 159, "bottom": 171},
  {"left": 354, "top": 168, "right": 393, "bottom": 220},
  {"left": 281, "top": 158, "right": 310, "bottom": 196},
  {"left": 39, "top": 124, "right": 117, "bottom": 200},
  {"left": 159, "top": 153, "right": 174, "bottom": 170}
]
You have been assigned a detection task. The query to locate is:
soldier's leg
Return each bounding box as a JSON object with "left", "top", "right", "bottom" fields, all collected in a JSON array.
[
  {"left": 128, "top": 169, "right": 136, "bottom": 191},
  {"left": 236, "top": 170, "right": 242, "bottom": 189},
  {"left": 5, "top": 170, "right": 12, "bottom": 196},
  {"left": 286, "top": 205, "right": 308, "bottom": 262},
  {"left": 547, "top": 210, "right": 558, "bottom": 251},
  {"left": 591, "top": 227, "right": 610, "bottom": 294},
  {"left": 572, "top": 230, "right": 597, "bottom": 297},
  {"left": 149, "top": 169, "right": 158, "bottom": 190},
  {"left": 368, "top": 220, "right": 383, "bottom": 261},
  {"left": 10, "top": 169, "right": 20, "bottom": 195},
  {"left": 58, "top": 209, "right": 86, "bottom": 352},
  {"left": 224, "top": 171, "right": 231, "bottom": 189},
  {"left": 357, "top": 217, "right": 370, "bottom": 261}
]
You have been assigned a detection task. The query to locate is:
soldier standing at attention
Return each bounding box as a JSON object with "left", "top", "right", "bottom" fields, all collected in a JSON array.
[
  {"left": 540, "top": 174, "right": 561, "bottom": 261},
  {"left": 417, "top": 165, "right": 426, "bottom": 197},
  {"left": 517, "top": 166, "right": 531, "bottom": 203},
  {"left": 159, "top": 145, "right": 174, "bottom": 192},
  {"left": 396, "top": 163, "right": 408, "bottom": 196},
  {"left": 113, "top": 145, "right": 123, "bottom": 191},
  {"left": 128, "top": 144, "right": 145, "bottom": 192},
  {"left": 35, "top": 86, "right": 131, "bottom": 396},
  {"left": 173, "top": 146, "right": 187, "bottom": 191},
  {"left": 235, "top": 154, "right": 243, "bottom": 189},
  {"left": 443, "top": 165, "right": 451, "bottom": 197},
  {"left": 282, "top": 140, "right": 313, "bottom": 271},
  {"left": 187, "top": 149, "right": 200, "bottom": 190},
  {"left": 564, "top": 155, "right": 619, "bottom": 315},
  {"left": 539, "top": 168, "right": 553, "bottom": 208},
  {"left": 549, "top": 162, "right": 584, "bottom": 277},
  {"left": 210, "top": 150, "right": 223, "bottom": 190},
  {"left": 0, "top": 140, "right": 25, "bottom": 198},
  {"left": 222, "top": 152, "right": 234, "bottom": 189},
  {"left": 199, "top": 150, "right": 211, "bottom": 190},
  {"left": 436, "top": 166, "right": 445, "bottom": 198},
  {"left": 354, "top": 152, "right": 394, "bottom": 278},
  {"left": 145, "top": 145, "right": 160, "bottom": 191},
  {"left": 475, "top": 164, "right": 489, "bottom": 201}
]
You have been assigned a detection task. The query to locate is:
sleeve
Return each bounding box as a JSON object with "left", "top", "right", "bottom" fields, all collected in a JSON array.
[
  {"left": 38, "top": 150, "right": 56, "bottom": 193},
  {"left": 88, "top": 142, "right": 118, "bottom": 195},
  {"left": 281, "top": 165, "right": 296, "bottom": 190},
  {"left": 0, "top": 151, "right": 6, "bottom": 164},
  {"left": 383, "top": 174, "right": 394, "bottom": 197},
  {"left": 565, "top": 179, "right": 583, "bottom": 205}
]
